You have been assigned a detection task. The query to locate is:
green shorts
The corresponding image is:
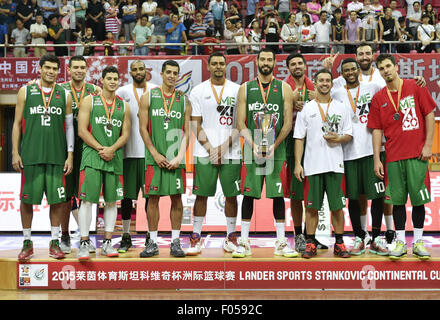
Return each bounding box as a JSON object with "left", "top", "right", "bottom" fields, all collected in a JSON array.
[
  {"left": 123, "top": 157, "right": 145, "bottom": 199},
  {"left": 20, "top": 164, "right": 67, "bottom": 205},
  {"left": 193, "top": 157, "right": 241, "bottom": 197},
  {"left": 344, "top": 153, "right": 385, "bottom": 200},
  {"left": 304, "top": 172, "right": 346, "bottom": 211},
  {"left": 144, "top": 165, "right": 186, "bottom": 196},
  {"left": 79, "top": 167, "right": 123, "bottom": 203},
  {"left": 385, "top": 158, "right": 431, "bottom": 206},
  {"left": 286, "top": 156, "right": 304, "bottom": 200},
  {"left": 240, "top": 160, "right": 289, "bottom": 199}
]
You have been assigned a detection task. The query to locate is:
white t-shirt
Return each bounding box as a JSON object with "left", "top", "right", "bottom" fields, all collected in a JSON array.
[
  {"left": 116, "top": 82, "right": 158, "bottom": 158},
  {"left": 332, "top": 67, "right": 386, "bottom": 91},
  {"left": 313, "top": 20, "right": 331, "bottom": 48},
  {"left": 142, "top": 1, "right": 158, "bottom": 21},
  {"left": 30, "top": 23, "right": 48, "bottom": 44},
  {"left": 294, "top": 99, "right": 352, "bottom": 176},
  {"left": 331, "top": 82, "right": 383, "bottom": 161},
  {"left": 418, "top": 24, "right": 435, "bottom": 42},
  {"left": 189, "top": 79, "right": 241, "bottom": 160}
]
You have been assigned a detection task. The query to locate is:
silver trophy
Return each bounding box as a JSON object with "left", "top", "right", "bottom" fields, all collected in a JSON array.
[
  {"left": 254, "top": 112, "right": 278, "bottom": 156},
  {"left": 321, "top": 117, "right": 339, "bottom": 136}
]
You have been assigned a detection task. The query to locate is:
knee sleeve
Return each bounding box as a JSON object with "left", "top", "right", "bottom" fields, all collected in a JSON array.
[
  {"left": 412, "top": 205, "right": 425, "bottom": 229},
  {"left": 104, "top": 202, "right": 117, "bottom": 233},
  {"left": 392, "top": 205, "right": 406, "bottom": 231},
  {"left": 272, "top": 197, "right": 285, "bottom": 220},
  {"left": 241, "top": 196, "right": 254, "bottom": 220},
  {"left": 121, "top": 198, "right": 133, "bottom": 220}
]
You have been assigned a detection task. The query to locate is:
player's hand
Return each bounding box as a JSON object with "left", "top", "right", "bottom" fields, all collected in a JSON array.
[
  {"left": 98, "top": 146, "right": 115, "bottom": 162},
  {"left": 26, "top": 79, "right": 37, "bottom": 86},
  {"left": 209, "top": 146, "right": 222, "bottom": 166},
  {"left": 294, "top": 100, "right": 305, "bottom": 112},
  {"left": 64, "top": 153, "right": 74, "bottom": 175},
  {"left": 374, "top": 160, "right": 384, "bottom": 180},
  {"left": 93, "top": 85, "right": 103, "bottom": 95},
  {"left": 12, "top": 153, "right": 24, "bottom": 173},
  {"left": 294, "top": 164, "right": 304, "bottom": 182},
  {"left": 153, "top": 152, "right": 170, "bottom": 168},
  {"left": 322, "top": 50, "right": 338, "bottom": 70},
  {"left": 323, "top": 132, "right": 340, "bottom": 144},
  {"left": 419, "top": 144, "right": 432, "bottom": 161},
  {"left": 166, "top": 155, "right": 183, "bottom": 170},
  {"left": 414, "top": 76, "right": 426, "bottom": 87}
]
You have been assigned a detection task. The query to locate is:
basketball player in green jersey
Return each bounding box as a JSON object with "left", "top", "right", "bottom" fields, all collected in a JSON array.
[
  {"left": 59, "top": 55, "right": 100, "bottom": 254},
  {"left": 138, "top": 60, "right": 191, "bottom": 258},
  {"left": 235, "top": 48, "right": 298, "bottom": 258},
  {"left": 12, "top": 54, "right": 74, "bottom": 261},
  {"left": 76, "top": 66, "right": 131, "bottom": 260}
]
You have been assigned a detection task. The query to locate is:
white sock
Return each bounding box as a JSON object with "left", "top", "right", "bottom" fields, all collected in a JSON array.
[
  {"left": 23, "top": 228, "right": 31, "bottom": 240},
  {"left": 78, "top": 201, "right": 93, "bottom": 238},
  {"left": 193, "top": 216, "right": 204, "bottom": 235},
  {"left": 104, "top": 202, "right": 117, "bottom": 233},
  {"left": 275, "top": 222, "right": 285, "bottom": 239},
  {"left": 241, "top": 220, "right": 251, "bottom": 240},
  {"left": 150, "top": 231, "right": 158, "bottom": 243},
  {"left": 51, "top": 226, "right": 60, "bottom": 240},
  {"left": 360, "top": 214, "right": 367, "bottom": 232},
  {"left": 226, "top": 217, "right": 237, "bottom": 236},
  {"left": 122, "top": 219, "right": 131, "bottom": 234},
  {"left": 396, "top": 230, "right": 406, "bottom": 243},
  {"left": 171, "top": 229, "right": 180, "bottom": 240},
  {"left": 413, "top": 228, "right": 424, "bottom": 243},
  {"left": 384, "top": 215, "right": 394, "bottom": 231}
]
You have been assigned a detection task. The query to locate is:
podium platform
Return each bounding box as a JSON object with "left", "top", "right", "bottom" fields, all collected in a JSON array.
[{"left": 2, "top": 238, "right": 440, "bottom": 291}]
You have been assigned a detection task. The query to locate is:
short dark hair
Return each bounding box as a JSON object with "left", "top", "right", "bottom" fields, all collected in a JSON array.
[
  {"left": 141, "top": 14, "right": 149, "bottom": 20},
  {"left": 286, "top": 52, "right": 305, "bottom": 67},
  {"left": 340, "top": 57, "right": 359, "bottom": 70},
  {"left": 102, "top": 65, "right": 120, "bottom": 79},
  {"left": 208, "top": 51, "right": 226, "bottom": 64},
  {"left": 69, "top": 55, "right": 87, "bottom": 67},
  {"left": 375, "top": 53, "right": 396, "bottom": 67},
  {"left": 356, "top": 42, "right": 373, "bottom": 54},
  {"left": 334, "top": 8, "right": 342, "bottom": 14},
  {"left": 39, "top": 54, "right": 60, "bottom": 68},
  {"left": 161, "top": 60, "right": 180, "bottom": 73},
  {"left": 314, "top": 68, "right": 333, "bottom": 82},
  {"left": 48, "top": 14, "right": 58, "bottom": 21},
  {"left": 257, "top": 48, "right": 276, "bottom": 60}
]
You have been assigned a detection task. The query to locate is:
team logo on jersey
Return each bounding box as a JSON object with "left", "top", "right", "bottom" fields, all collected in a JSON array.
[
  {"left": 381, "top": 103, "right": 387, "bottom": 108},
  {"left": 55, "top": 90, "right": 60, "bottom": 99},
  {"left": 400, "top": 96, "right": 419, "bottom": 131}
]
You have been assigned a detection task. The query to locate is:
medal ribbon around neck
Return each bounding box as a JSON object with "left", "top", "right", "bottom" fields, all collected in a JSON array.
[
  {"left": 160, "top": 86, "right": 176, "bottom": 118},
  {"left": 133, "top": 83, "right": 147, "bottom": 106},
  {"left": 359, "top": 68, "right": 374, "bottom": 82},
  {"left": 69, "top": 81, "right": 86, "bottom": 107},
  {"left": 345, "top": 84, "right": 361, "bottom": 115},
  {"left": 210, "top": 79, "right": 226, "bottom": 106},
  {"left": 38, "top": 80, "right": 55, "bottom": 113},
  {"left": 298, "top": 82, "right": 307, "bottom": 102},
  {"left": 257, "top": 77, "right": 274, "bottom": 110},
  {"left": 100, "top": 94, "right": 117, "bottom": 126},
  {"left": 315, "top": 98, "right": 332, "bottom": 122},
  {"left": 386, "top": 79, "right": 403, "bottom": 119}
]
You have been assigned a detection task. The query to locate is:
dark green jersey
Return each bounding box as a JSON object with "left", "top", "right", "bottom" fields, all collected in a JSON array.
[
  {"left": 286, "top": 87, "right": 309, "bottom": 159},
  {"left": 21, "top": 83, "right": 68, "bottom": 165},
  {"left": 245, "top": 78, "right": 285, "bottom": 161},
  {"left": 80, "top": 95, "right": 125, "bottom": 174},
  {"left": 145, "top": 87, "right": 186, "bottom": 168}
]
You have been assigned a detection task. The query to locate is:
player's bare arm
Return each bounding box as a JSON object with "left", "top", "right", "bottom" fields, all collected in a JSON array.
[
  {"left": 237, "top": 83, "right": 256, "bottom": 155},
  {"left": 11, "top": 86, "right": 26, "bottom": 173},
  {"left": 64, "top": 93, "right": 74, "bottom": 175},
  {"left": 419, "top": 111, "right": 435, "bottom": 161},
  {"left": 78, "top": 95, "right": 104, "bottom": 152},
  {"left": 372, "top": 128, "right": 384, "bottom": 180},
  {"left": 294, "top": 138, "right": 305, "bottom": 182}
]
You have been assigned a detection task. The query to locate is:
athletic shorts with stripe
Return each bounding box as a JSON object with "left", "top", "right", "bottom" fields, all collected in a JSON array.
[
  {"left": 123, "top": 157, "right": 146, "bottom": 199},
  {"left": 144, "top": 165, "right": 186, "bottom": 196},
  {"left": 192, "top": 157, "right": 241, "bottom": 197},
  {"left": 304, "top": 172, "right": 346, "bottom": 211},
  {"left": 344, "top": 152, "right": 386, "bottom": 200},
  {"left": 385, "top": 157, "right": 431, "bottom": 206},
  {"left": 79, "top": 167, "right": 124, "bottom": 203},
  {"left": 20, "top": 164, "right": 67, "bottom": 205},
  {"left": 240, "top": 160, "right": 289, "bottom": 199},
  {"left": 286, "top": 155, "right": 304, "bottom": 200}
]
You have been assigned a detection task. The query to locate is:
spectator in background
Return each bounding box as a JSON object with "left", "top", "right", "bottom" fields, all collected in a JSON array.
[
  {"left": 362, "top": 4, "right": 378, "bottom": 49},
  {"left": 227, "top": 3, "right": 242, "bottom": 25},
  {"left": 264, "top": 13, "right": 280, "bottom": 54},
  {"left": 260, "top": 0, "right": 276, "bottom": 26},
  {"left": 48, "top": 13, "right": 67, "bottom": 56},
  {"left": 104, "top": 0, "right": 120, "bottom": 41},
  {"left": 321, "top": 0, "right": 333, "bottom": 21},
  {"left": 298, "top": 13, "right": 315, "bottom": 53},
  {"left": 314, "top": 11, "right": 331, "bottom": 53},
  {"left": 200, "top": 6, "right": 214, "bottom": 34},
  {"left": 345, "top": 10, "right": 361, "bottom": 53},
  {"left": 16, "top": 0, "right": 34, "bottom": 30},
  {"left": 86, "top": 0, "right": 105, "bottom": 41},
  {"left": 133, "top": 14, "right": 152, "bottom": 55},
  {"left": 7, "top": 0, "right": 17, "bottom": 37},
  {"left": 182, "top": 0, "right": 195, "bottom": 36},
  {"left": 248, "top": 19, "right": 261, "bottom": 53},
  {"left": 189, "top": 11, "right": 208, "bottom": 55},
  {"left": 379, "top": 7, "right": 402, "bottom": 53},
  {"left": 307, "top": 0, "right": 321, "bottom": 23},
  {"left": 223, "top": 18, "right": 239, "bottom": 54},
  {"left": 330, "top": 0, "right": 344, "bottom": 16},
  {"left": 122, "top": 0, "right": 137, "bottom": 42},
  {"left": 142, "top": 0, "right": 157, "bottom": 22},
  {"left": 148, "top": 6, "right": 169, "bottom": 54},
  {"left": 81, "top": 26, "right": 96, "bottom": 56},
  {"left": 245, "top": 0, "right": 259, "bottom": 28},
  {"left": 407, "top": 1, "right": 422, "bottom": 47},
  {"left": 29, "top": 12, "right": 46, "bottom": 57},
  {"left": 417, "top": 13, "right": 435, "bottom": 53},
  {"left": 102, "top": 30, "right": 115, "bottom": 55},
  {"left": 406, "top": 0, "right": 418, "bottom": 16},
  {"left": 347, "top": 0, "right": 363, "bottom": 17},
  {"left": 390, "top": 0, "right": 403, "bottom": 20},
  {"left": 331, "top": 8, "right": 345, "bottom": 53},
  {"left": 281, "top": 12, "right": 299, "bottom": 53},
  {"left": 209, "top": 0, "right": 227, "bottom": 37},
  {"left": 396, "top": 16, "right": 412, "bottom": 53},
  {"left": 29, "top": 0, "right": 40, "bottom": 27},
  {"left": 10, "top": 18, "right": 29, "bottom": 57},
  {"left": 74, "top": 0, "right": 87, "bottom": 34},
  {"left": 423, "top": 3, "right": 436, "bottom": 26},
  {"left": 275, "top": 0, "right": 290, "bottom": 24},
  {"left": 234, "top": 20, "right": 247, "bottom": 54},
  {"left": 40, "top": 0, "right": 57, "bottom": 25},
  {"left": 59, "top": 0, "right": 75, "bottom": 42},
  {"left": 165, "top": 12, "right": 186, "bottom": 55},
  {"left": 436, "top": 12, "right": 440, "bottom": 53},
  {"left": 118, "top": 34, "right": 129, "bottom": 55},
  {"left": 296, "top": 2, "right": 312, "bottom": 27},
  {"left": 371, "top": 0, "right": 384, "bottom": 18},
  {"left": 200, "top": 27, "right": 219, "bottom": 55}
]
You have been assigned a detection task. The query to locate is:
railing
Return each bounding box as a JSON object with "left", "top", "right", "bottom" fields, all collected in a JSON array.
[{"left": 0, "top": 40, "right": 437, "bottom": 57}]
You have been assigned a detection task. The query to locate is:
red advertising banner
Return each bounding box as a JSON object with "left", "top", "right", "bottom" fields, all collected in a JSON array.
[
  {"left": 17, "top": 260, "right": 440, "bottom": 290},
  {"left": 0, "top": 54, "right": 439, "bottom": 117}
]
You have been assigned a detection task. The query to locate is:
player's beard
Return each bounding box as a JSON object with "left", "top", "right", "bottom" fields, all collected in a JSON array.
[
  {"left": 258, "top": 64, "right": 274, "bottom": 76},
  {"left": 359, "top": 60, "right": 372, "bottom": 72},
  {"left": 133, "top": 73, "right": 146, "bottom": 84}
]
